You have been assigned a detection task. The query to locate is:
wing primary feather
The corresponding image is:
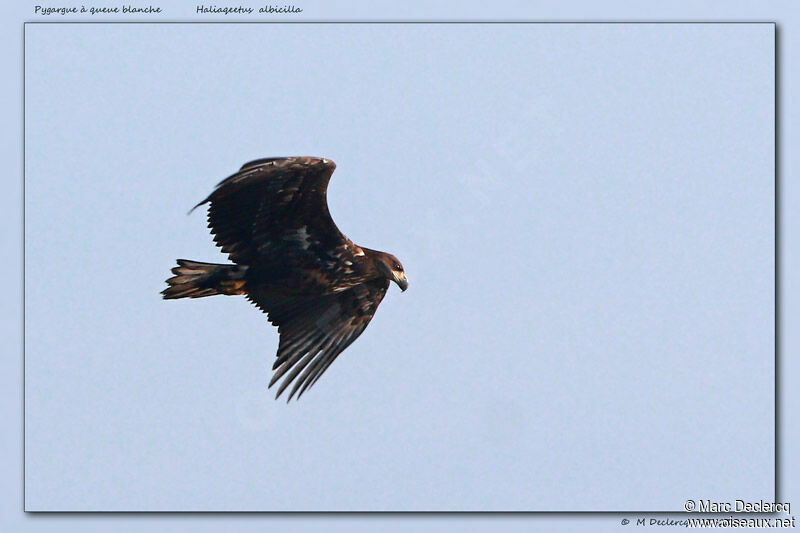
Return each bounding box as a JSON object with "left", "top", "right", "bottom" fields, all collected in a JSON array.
[
  {"left": 273, "top": 324, "right": 323, "bottom": 369},
  {"left": 275, "top": 350, "right": 318, "bottom": 400},
  {"left": 303, "top": 328, "right": 365, "bottom": 393},
  {"left": 276, "top": 323, "right": 347, "bottom": 399},
  {"left": 292, "top": 329, "right": 351, "bottom": 399},
  {"left": 303, "top": 344, "right": 349, "bottom": 394},
  {"left": 269, "top": 330, "right": 327, "bottom": 387},
  {"left": 287, "top": 331, "right": 347, "bottom": 401}
]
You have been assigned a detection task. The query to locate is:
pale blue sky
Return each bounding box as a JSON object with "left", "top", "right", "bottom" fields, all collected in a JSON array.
[{"left": 24, "top": 21, "right": 773, "bottom": 512}]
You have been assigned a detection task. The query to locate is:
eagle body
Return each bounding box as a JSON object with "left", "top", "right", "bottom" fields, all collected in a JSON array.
[{"left": 163, "top": 157, "right": 407, "bottom": 400}]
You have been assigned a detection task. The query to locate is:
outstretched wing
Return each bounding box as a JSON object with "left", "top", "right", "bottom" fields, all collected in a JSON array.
[
  {"left": 195, "top": 157, "right": 353, "bottom": 278},
  {"left": 247, "top": 279, "right": 389, "bottom": 400}
]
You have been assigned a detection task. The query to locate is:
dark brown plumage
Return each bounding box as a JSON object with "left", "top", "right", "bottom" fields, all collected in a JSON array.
[{"left": 162, "top": 157, "right": 408, "bottom": 400}]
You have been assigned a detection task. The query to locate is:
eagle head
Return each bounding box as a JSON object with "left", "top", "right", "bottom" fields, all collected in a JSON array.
[{"left": 374, "top": 252, "right": 408, "bottom": 292}]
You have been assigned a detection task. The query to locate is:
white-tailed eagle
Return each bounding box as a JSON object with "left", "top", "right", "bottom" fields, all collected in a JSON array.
[{"left": 162, "top": 157, "right": 407, "bottom": 400}]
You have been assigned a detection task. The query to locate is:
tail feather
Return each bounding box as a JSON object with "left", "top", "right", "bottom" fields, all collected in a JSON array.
[{"left": 162, "top": 259, "right": 247, "bottom": 299}]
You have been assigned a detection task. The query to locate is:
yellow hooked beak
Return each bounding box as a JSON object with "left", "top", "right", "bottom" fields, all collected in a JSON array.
[{"left": 394, "top": 271, "right": 408, "bottom": 292}]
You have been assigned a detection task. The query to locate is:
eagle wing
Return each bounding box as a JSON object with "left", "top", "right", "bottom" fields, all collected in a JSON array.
[
  {"left": 195, "top": 157, "right": 352, "bottom": 281},
  {"left": 247, "top": 279, "right": 389, "bottom": 400}
]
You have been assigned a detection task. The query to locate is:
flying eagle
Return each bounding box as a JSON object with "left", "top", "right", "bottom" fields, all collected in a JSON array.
[{"left": 162, "top": 157, "right": 408, "bottom": 400}]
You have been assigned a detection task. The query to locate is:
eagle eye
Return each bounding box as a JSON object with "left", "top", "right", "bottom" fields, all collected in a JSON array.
[{"left": 394, "top": 264, "right": 403, "bottom": 271}]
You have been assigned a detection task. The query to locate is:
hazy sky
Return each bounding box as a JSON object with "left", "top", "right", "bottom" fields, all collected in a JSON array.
[{"left": 25, "top": 22, "right": 773, "bottom": 511}]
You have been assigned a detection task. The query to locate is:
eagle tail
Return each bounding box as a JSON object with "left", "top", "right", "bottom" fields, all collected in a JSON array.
[{"left": 162, "top": 259, "right": 247, "bottom": 299}]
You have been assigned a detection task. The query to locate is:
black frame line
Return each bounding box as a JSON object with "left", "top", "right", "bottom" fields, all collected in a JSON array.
[{"left": 21, "top": 20, "right": 781, "bottom": 515}]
